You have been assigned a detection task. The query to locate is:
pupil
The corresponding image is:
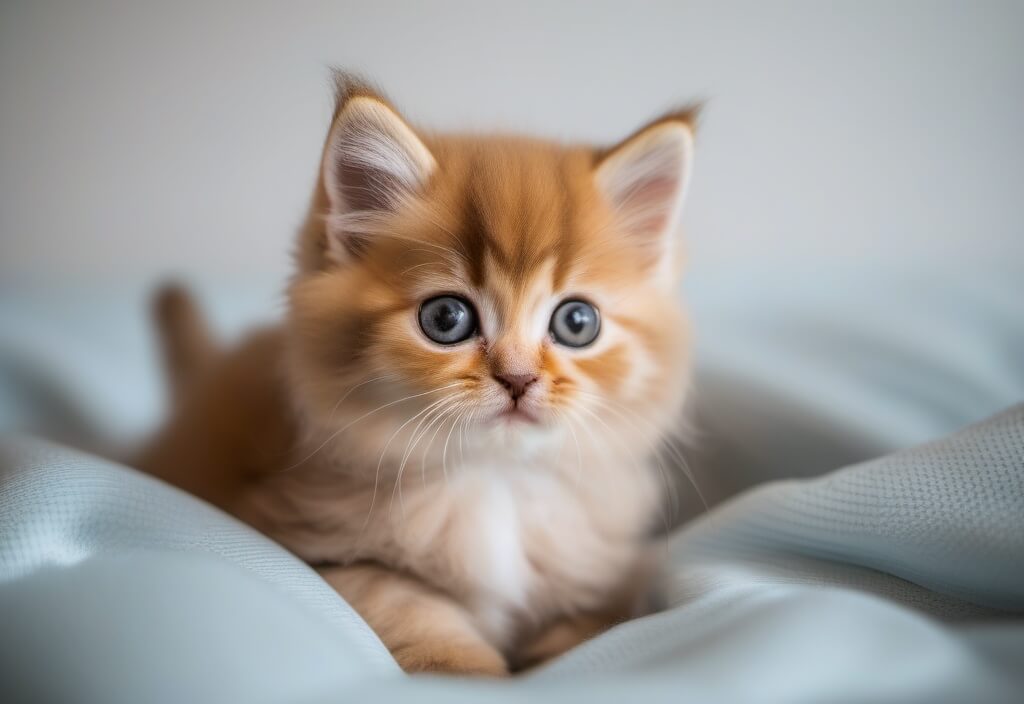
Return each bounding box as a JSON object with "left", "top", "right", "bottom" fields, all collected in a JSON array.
[
  {"left": 434, "top": 303, "right": 461, "bottom": 332},
  {"left": 566, "top": 305, "right": 588, "bottom": 334}
]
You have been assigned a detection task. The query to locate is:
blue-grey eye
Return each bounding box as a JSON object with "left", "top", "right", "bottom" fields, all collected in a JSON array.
[
  {"left": 550, "top": 299, "right": 600, "bottom": 348},
  {"left": 418, "top": 295, "right": 478, "bottom": 345}
]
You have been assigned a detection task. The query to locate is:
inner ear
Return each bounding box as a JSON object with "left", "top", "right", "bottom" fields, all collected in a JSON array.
[
  {"left": 322, "top": 95, "right": 436, "bottom": 261},
  {"left": 594, "top": 114, "right": 695, "bottom": 279}
]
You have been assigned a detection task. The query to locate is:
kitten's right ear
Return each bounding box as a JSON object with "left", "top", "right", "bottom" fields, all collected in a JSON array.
[{"left": 320, "top": 74, "right": 436, "bottom": 263}]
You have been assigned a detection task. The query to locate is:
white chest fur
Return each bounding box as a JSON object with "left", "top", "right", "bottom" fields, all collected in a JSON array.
[
  {"left": 383, "top": 459, "right": 658, "bottom": 646},
  {"left": 246, "top": 451, "right": 660, "bottom": 649}
]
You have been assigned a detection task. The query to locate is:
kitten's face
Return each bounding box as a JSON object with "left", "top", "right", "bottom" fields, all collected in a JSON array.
[{"left": 287, "top": 81, "right": 695, "bottom": 474}]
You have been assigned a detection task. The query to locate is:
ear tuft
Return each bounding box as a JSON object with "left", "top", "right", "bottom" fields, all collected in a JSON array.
[
  {"left": 595, "top": 107, "right": 698, "bottom": 282},
  {"left": 321, "top": 73, "right": 435, "bottom": 263},
  {"left": 329, "top": 69, "right": 387, "bottom": 121}
]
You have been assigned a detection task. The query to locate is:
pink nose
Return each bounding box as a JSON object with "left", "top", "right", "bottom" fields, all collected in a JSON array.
[{"left": 493, "top": 373, "right": 538, "bottom": 400}]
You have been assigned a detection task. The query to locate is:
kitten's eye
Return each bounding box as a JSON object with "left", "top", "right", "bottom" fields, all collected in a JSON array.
[
  {"left": 550, "top": 299, "right": 600, "bottom": 348},
  {"left": 418, "top": 295, "right": 478, "bottom": 345}
]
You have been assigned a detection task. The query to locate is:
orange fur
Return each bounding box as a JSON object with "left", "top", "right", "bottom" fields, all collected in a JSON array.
[{"left": 138, "top": 72, "right": 697, "bottom": 675}]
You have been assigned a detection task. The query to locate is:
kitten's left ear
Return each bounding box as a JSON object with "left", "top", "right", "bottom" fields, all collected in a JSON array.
[{"left": 594, "top": 108, "right": 698, "bottom": 283}]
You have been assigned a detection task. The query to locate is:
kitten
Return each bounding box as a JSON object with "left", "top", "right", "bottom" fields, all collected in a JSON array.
[{"left": 137, "top": 73, "right": 696, "bottom": 676}]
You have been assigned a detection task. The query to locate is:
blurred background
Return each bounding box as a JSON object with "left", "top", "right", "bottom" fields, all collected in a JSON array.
[
  {"left": 4, "top": 0, "right": 1023, "bottom": 283},
  {"left": 2, "top": 1, "right": 1023, "bottom": 510}
]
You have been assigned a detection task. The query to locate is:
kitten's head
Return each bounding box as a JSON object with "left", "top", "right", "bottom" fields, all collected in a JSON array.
[{"left": 287, "top": 74, "right": 695, "bottom": 475}]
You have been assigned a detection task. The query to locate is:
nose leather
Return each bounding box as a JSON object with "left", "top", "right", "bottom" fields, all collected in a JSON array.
[{"left": 493, "top": 373, "right": 538, "bottom": 400}]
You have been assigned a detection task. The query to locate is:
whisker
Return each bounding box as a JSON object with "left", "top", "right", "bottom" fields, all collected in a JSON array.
[
  {"left": 414, "top": 209, "right": 472, "bottom": 262},
  {"left": 569, "top": 401, "right": 673, "bottom": 536},
  {"left": 399, "top": 261, "right": 439, "bottom": 277},
  {"left": 552, "top": 407, "right": 584, "bottom": 489},
  {"left": 419, "top": 399, "right": 464, "bottom": 488},
  {"left": 441, "top": 404, "right": 467, "bottom": 484},
  {"left": 326, "top": 373, "right": 395, "bottom": 424},
  {"left": 325, "top": 211, "right": 468, "bottom": 264},
  {"left": 457, "top": 405, "right": 471, "bottom": 464},
  {"left": 284, "top": 382, "right": 463, "bottom": 472},
  {"left": 373, "top": 394, "right": 458, "bottom": 522},
  {"left": 399, "top": 394, "right": 462, "bottom": 479},
  {"left": 572, "top": 389, "right": 704, "bottom": 518},
  {"left": 391, "top": 394, "right": 465, "bottom": 516}
]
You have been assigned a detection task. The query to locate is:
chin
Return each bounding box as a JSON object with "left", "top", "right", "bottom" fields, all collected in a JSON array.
[{"left": 478, "top": 412, "right": 559, "bottom": 458}]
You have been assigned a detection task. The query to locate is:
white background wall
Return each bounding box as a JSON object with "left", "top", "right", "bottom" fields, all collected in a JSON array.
[{"left": 2, "top": 1, "right": 1022, "bottom": 287}]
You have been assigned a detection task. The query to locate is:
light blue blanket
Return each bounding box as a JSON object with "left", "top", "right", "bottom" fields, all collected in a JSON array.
[{"left": 1, "top": 265, "right": 1023, "bottom": 702}]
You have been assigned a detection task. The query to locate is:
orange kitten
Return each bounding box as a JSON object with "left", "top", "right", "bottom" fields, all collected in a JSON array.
[{"left": 138, "top": 73, "right": 696, "bottom": 675}]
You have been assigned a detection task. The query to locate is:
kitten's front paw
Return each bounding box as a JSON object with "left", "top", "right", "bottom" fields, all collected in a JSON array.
[
  {"left": 392, "top": 641, "right": 509, "bottom": 677},
  {"left": 514, "top": 613, "right": 619, "bottom": 671}
]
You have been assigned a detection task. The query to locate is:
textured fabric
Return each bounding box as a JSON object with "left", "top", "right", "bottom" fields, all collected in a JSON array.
[
  {"left": 680, "top": 261, "right": 1024, "bottom": 513},
  {"left": 2, "top": 408, "right": 1023, "bottom": 703},
  {"left": 0, "top": 436, "right": 399, "bottom": 704},
  {"left": 2, "top": 553, "right": 393, "bottom": 704},
  {"left": 670, "top": 404, "right": 1024, "bottom": 612}
]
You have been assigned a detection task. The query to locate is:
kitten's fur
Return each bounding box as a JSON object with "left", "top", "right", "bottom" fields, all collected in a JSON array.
[{"left": 138, "top": 73, "right": 696, "bottom": 675}]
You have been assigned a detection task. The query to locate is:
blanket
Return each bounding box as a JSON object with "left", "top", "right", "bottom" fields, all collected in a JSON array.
[{"left": 2, "top": 409, "right": 1022, "bottom": 703}]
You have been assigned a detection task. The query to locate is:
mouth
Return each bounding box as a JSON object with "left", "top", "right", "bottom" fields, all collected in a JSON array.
[{"left": 496, "top": 405, "right": 540, "bottom": 425}]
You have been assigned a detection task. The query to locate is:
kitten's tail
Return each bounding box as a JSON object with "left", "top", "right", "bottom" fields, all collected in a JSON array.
[{"left": 152, "top": 283, "right": 217, "bottom": 399}]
